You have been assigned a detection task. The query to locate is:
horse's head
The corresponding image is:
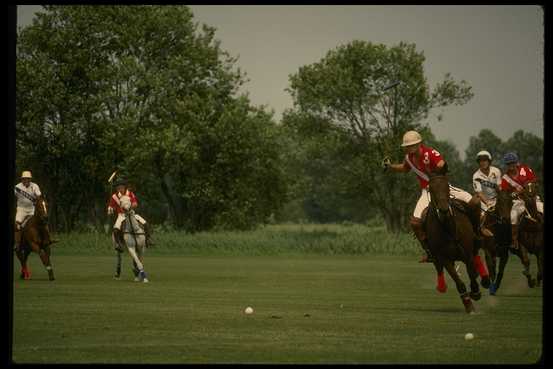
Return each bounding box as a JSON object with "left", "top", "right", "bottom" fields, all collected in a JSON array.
[
  {"left": 428, "top": 173, "right": 451, "bottom": 215},
  {"left": 119, "top": 195, "right": 132, "bottom": 212},
  {"left": 34, "top": 196, "right": 49, "bottom": 223},
  {"left": 495, "top": 191, "right": 513, "bottom": 223},
  {"left": 520, "top": 182, "right": 541, "bottom": 222}
]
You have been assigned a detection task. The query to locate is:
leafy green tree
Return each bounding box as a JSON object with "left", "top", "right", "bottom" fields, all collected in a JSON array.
[
  {"left": 285, "top": 41, "right": 474, "bottom": 232},
  {"left": 16, "top": 5, "right": 286, "bottom": 232}
]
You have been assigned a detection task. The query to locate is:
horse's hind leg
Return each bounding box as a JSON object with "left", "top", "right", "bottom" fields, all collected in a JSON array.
[
  {"left": 127, "top": 245, "right": 145, "bottom": 281},
  {"left": 493, "top": 247, "right": 509, "bottom": 294},
  {"left": 38, "top": 246, "right": 55, "bottom": 281},
  {"left": 536, "top": 250, "right": 543, "bottom": 287},
  {"left": 432, "top": 261, "right": 447, "bottom": 293},
  {"left": 114, "top": 249, "right": 123, "bottom": 280},
  {"left": 519, "top": 245, "right": 535, "bottom": 288},
  {"left": 465, "top": 255, "right": 482, "bottom": 301}
]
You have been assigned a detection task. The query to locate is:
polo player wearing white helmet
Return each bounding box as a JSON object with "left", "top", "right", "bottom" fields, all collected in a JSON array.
[
  {"left": 14, "top": 170, "right": 56, "bottom": 251},
  {"left": 472, "top": 150, "right": 501, "bottom": 236},
  {"left": 383, "top": 130, "right": 486, "bottom": 263}
]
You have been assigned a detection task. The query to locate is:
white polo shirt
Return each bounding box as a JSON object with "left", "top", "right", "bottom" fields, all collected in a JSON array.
[
  {"left": 14, "top": 182, "right": 42, "bottom": 209},
  {"left": 473, "top": 166, "right": 502, "bottom": 201}
]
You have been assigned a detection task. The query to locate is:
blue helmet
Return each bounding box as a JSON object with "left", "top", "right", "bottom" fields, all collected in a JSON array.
[{"left": 503, "top": 152, "right": 519, "bottom": 165}]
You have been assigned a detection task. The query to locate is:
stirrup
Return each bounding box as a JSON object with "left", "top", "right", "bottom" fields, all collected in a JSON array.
[{"left": 481, "top": 227, "right": 494, "bottom": 238}]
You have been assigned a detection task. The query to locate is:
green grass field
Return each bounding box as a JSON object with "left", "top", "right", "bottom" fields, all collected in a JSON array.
[{"left": 12, "top": 251, "right": 542, "bottom": 363}]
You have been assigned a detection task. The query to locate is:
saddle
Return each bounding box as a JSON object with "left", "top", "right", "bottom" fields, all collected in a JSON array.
[
  {"left": 421, "top": 199, "right": 468, "bottom": 225},
  {"left": 17, "top": 215, "right": 33, "bottom": 230}
]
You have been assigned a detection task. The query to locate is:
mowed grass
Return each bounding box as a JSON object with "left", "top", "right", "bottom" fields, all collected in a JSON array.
[{"left": 12, "top": 254, "right": 542, "bottom": 364}]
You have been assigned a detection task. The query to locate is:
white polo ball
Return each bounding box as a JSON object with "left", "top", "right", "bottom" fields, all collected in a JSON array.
[
  {"left": 245, "top": 307, "right": 254, "bottom": 315},
  {"left": 464, "top": 333, "right": 474, "bottom": 340}
]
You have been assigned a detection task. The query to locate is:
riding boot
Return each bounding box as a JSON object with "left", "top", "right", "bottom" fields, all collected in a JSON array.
[
  {"left": 410, "top": 218, "right": 434, "bottom": 263},
  {"left": 511, "top": 224, "right": 519, "bottom": 250},
  {"left": 143, "top": 223, "right": 155, "bottom": 247}
]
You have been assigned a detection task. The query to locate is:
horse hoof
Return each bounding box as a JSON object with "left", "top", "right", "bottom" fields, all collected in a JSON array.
[
  {"left": 133, "top": 277, "right": 140, "bottom": 282},
  {"left": 143, "top": 278, "right": 149, "bottom": 283},
  {"left": 528, "top": 279, "right": 536, "bottom": 288},
  {"left": 489, "top": 283, "right": 496, "bottom": 295},
  {"left": 481, "top": 276, "right": 491, "bottom": 289},
  {"left": 470, "top": 292, "right": 482, "bottom": 301}
]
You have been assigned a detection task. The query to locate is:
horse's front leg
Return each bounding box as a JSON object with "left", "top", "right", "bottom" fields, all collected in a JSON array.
[
  {"left": 15, "top": 247, "right": 31, "bottom": 280},
  {"left": 537, "top": 249, "right": 543, "bottom": 287},
  {"left": 443, "top": 260, "right": 474, "bottom": 313},
  {"left": 463, "top": 240, "right": 481, "bottom": 301},
  {"left": 431, "top": 260, "right": 447, "bottom": 293},
  {"left": 38, "top": 245, "right": 55, "bottom": 281}
]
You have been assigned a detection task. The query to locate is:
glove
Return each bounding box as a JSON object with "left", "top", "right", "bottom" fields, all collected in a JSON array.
[
  {"left": 107, "top": 207, "right": 114, "bottom": 215},
  {"left": 381, "top": 157, "right": 392, "bottom": 171}
]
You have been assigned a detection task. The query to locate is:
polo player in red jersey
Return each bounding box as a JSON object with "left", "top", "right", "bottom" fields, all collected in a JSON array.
[
  {"left": 383, "top": 130, "right": 487, "bottom": 263},
  {"left": 499, "top": 152, "right": 544, "bottom": 250},
  {"left": 107, "top": 178, "right": 155, "bottom": 248}
]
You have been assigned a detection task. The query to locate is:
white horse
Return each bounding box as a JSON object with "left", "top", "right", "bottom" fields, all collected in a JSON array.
[{"left": 112, "top": 195, "right": 149, "bottom": 283}]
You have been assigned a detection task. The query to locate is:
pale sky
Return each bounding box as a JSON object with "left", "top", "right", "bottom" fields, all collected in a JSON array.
[{"left": 17, "top": 5, "right": 544, "bottom": 158}]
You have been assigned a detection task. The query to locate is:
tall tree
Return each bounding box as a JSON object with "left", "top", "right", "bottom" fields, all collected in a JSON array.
[
  {"left": 16, "top": 5, "right": 286, "bottom": 232},
  {"left": 286, "top": 41, "right": 474, "bottom": 232}
]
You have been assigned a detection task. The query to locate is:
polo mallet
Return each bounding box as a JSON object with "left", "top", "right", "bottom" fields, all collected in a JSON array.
[{"left": 107, "top": 171, "right": 124, "bottom": 278}]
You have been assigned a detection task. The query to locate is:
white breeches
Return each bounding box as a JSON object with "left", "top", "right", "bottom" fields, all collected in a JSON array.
[
  {"left": 15, "top": 207, "right": 34, "bottom": 227},
  {"left": 114, "top": 213, "right": 147, "bottom": 230},
  {"left": 511, "top": 198, "right": 544, "bottom": 224},
  {"left": 413, "top": 185, "right": 474, "bottom": 219}
]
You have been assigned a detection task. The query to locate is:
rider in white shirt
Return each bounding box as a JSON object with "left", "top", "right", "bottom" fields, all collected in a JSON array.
[
  {"left": 14, "top": 170, "right": 55, "bottom": 251},
  {"left": 472, "top": 151, "right": 500, "bottom": 237}
]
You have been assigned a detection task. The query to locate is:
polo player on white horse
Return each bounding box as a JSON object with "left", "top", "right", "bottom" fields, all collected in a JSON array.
[{"left": 107, "top": 177, "right": 154, "bottom": 249}]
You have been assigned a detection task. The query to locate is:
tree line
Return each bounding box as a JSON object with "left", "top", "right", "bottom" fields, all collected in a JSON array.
[{"left": 15, "top": 5, "right": 543, "bottom": 234}]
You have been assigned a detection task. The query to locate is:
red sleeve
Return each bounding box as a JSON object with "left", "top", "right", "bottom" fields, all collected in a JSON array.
[
  {"left": 402, "top": 158, "right": 410, "bottom": 172},
  {"left": 108, "top": 195, "right": 117, "bottom": 208},
  {"left": 524, "top": 165, "right": 537, "bottom": 183},
  {"left": 129, "top": 191, "right": 138, "bottom": 206},
  {"left": 500, "top": 178, "right": 512, "bottom": 192}
]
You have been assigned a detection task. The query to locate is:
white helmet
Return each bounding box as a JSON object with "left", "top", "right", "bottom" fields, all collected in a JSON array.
[
  {"left": 21, "top": 170, "right": 32, "bottom": 179},
  {"left": 401, "top": 130, "right": 422, "bottom": 147},
  {"left": 476, "top": 150, "right": 492, "bottom": 162}
]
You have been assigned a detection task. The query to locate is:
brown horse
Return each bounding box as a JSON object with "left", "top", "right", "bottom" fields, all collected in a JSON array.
[
  {"left": 425, "top": 174, "right": 482, "bottom": 313},
  {"left": 479, "top": 191, "right": 514, "bottom": 295},
  {"left": 14, "top": 196, "right": 55, "bottom": 281},
  {"left": 517, "top": 182, "right": 543, "bottom": 287}
]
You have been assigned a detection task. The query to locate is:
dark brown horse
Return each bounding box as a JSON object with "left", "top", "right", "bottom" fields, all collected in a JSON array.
[
  {"left": 517, "top": 182, "right": 543, "bottom": 287},
  {"left": 479, "top": 191, "right": 513, "bottom": 295},
  {"left": 425, "top": 174, "right": 482, "bottom": 313},
  {"left": 488, "top": 186, "right": 543, "bottom": 292},
  {"left": 14, "top": 196, "right": 55, "bottom": 281}
]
